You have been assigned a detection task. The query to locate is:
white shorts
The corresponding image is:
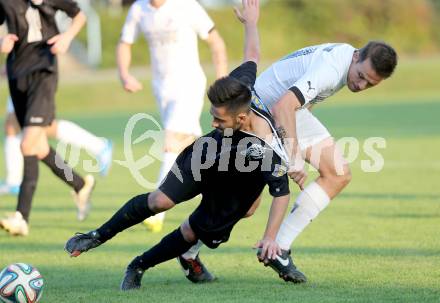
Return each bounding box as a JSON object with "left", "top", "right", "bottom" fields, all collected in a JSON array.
[
  {"left": 153, "top": 79, "right": 206, "bottom": 137},
  {"left": 6, "top": 96, "right": 14, "bottom": 114},
  {"left": 296, "top": 109, "right": 331, "bottom": 151}
]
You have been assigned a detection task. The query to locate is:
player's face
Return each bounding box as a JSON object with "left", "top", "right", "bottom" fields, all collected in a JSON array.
[
  {"left": 347, "top": 52, "right": 384, "bottom": 92},
  {"left": 210, "top": 105, "right": 241, "bottom": 135}
]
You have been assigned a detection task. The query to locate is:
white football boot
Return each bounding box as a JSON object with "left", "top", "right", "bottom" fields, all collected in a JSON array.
[
  {"left": 0, "top": 211, "right": 29, "bottom": 236},
  {"left": 72, "top": 174, "right": 95, "bottom": 221}
]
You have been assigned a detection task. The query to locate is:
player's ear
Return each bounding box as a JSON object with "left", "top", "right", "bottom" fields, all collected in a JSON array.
[
  {"left": 353, "top": 50, "right": 360, "bottom": 63},
  {"left": 236, "top": 112, "right": 247, "bottom": 124}
]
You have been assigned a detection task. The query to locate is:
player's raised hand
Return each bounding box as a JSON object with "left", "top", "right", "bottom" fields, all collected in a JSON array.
[
  {"left": 1, "top": 34, "right": 19, "bottom": 54},
  {"left": 234, "top": 0, "right": 259, "bottom": 25},
  {"left": 121, "top": 74, "right": 143, "bottom": 93},
  {"left": 47, "top": 33, "right": 74, "bottom": 55}
]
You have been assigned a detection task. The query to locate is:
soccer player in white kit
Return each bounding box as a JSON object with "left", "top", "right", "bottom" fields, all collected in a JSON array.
[
  {"left": 179, "top": 41, "right": 398, "bottom": 283},
  {"left": 116, "top": 0, "right": 227, "bottom": 232},
  {"left": 253, "top": 41, "right": 398, "bottom": 282}
]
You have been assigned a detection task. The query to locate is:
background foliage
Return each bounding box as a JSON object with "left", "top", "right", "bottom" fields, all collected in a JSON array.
[{"left": 89, "top": 0, "right": 440, "bottom": 68}]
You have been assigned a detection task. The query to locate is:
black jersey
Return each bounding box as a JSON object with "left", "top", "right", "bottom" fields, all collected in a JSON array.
[{"left": 0, "top": 0, "right": 80, "bottom": 79}]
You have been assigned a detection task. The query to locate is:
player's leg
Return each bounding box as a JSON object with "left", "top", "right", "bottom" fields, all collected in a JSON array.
[
  {"left": 65, "top": 190, "right": 175, "bottom": 256},
  {"left": 275, "top": 137, "right": 351, "bottom": 251},
  {"left": 97, "top": 190, "right": 175, "bottom": 242},
  {"left": 46, "top": 119, "right": 113, "bottom": 176},
  {"left": 177, "top": 236, "right": 215, "bottom": 283},
  {"left": 0, "top": 125, "right": 48, "bottom": 236},
  {"left": 0, "top": 109, "right": 22, "bottom": 196},
  {"left": 178, "top": 194, "right": 263, "bottom": 282},
  {"left": 121, "top": 219, "right": 198, "bottom": 290},
  {"left": 259, "top": 110, "right": 347, "bottom": 283},
  {"left": 261, "top": 137, "right": 350, "bottom": 283},
  {"left": 65, "top": 151, "right": 201, "bottom": 256}
]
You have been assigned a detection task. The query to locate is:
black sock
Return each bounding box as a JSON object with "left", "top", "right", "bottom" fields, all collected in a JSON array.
[
  {"left": 17, "top": 156, "right": 39, "bottom": 222},
  {"left": 41, "top": 148, "right": 85, "bottom": 192},
  {"left": 97, "top": 193, "right": 154, "bottom": 242},
  {"left": 129, "top": 228, "right": 195, "bottom": 271}
]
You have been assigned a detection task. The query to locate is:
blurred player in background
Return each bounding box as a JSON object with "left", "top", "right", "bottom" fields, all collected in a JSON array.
[
  {"left": 0, "top": 0, "right": 95, "bottom": 236},
  {"left": 116, "top": 0, "right": 228, "bottom": 232},
  {"left": 0, "top": 96, "right": 113, "bottom": 196}
]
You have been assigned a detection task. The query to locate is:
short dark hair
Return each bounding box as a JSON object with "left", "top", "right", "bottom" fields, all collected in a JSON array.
[
  {"left": 207, "top": 76, "right": 252, "bottom": 113},
  {"left": 359, "top": 41, "right": 398, "bottom": 78}
]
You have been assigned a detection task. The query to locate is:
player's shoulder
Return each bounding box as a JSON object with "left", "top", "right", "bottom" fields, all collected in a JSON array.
[
  {"left": 314, "top": 43, "right": 355, "bottom": 74},
  {"left": 129, "top": 0, "right": 149, "bottom": 12},
  {"left": 318, "top": 43, "right": 355, "bottom": 61}
]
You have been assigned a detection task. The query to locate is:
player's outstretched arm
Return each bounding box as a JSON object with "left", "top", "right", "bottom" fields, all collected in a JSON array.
[
  {"left": 234, "top": 0, "right": 260, "bottom": 63},
  {"left": 48, "top": 11, "right": 86, "bottom": 54},
  {"left": 255, "top": 194, "right": 290, "bottom": 260}
]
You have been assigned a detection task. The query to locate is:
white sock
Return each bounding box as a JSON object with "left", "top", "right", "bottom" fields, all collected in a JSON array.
[
  {"left": 56, "top": 120, "right": 106, "bottom": 156},
  {"left": 148, "top": 152, "right": 179, "bottom": 222},
  {"left": 4, "top": 135, "right": 23, "bottom": 186},
  {"left": 276, "top": 182, "right": 331, "bottom": 250},
  {"left": 182, "top": 240, "right": 204, "bottom": 260}
]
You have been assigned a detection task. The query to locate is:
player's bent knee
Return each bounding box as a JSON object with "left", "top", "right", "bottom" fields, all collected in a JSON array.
[
  {"left": 328, "top": 165, "right": 352, "bottom": 189},
  {"left": 180, "top": 220, "right": 197, "bottom": 243},
  {"left": 20, "top": 140, "right": 34, "bottom": 155},
  {"left": 148, "top": 190, "right": 175, "bottom": 213}
]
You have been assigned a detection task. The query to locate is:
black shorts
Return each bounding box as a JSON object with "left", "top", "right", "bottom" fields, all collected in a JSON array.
[
  {"left": 158, "top": 144, "right": 202, "bottom": 204},
  {"left": 188, "top": 208, "right": 235, "bottom": 249},
  {"left": 8, "top": 70, "right": 58, "bottom": 128}
]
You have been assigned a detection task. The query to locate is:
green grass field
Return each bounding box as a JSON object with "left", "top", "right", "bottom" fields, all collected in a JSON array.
[{"left": 0, "top": 57, "right": 439, "bottom": 302}]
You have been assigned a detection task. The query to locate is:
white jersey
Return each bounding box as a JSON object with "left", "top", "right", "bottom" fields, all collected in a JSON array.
[
  {"left": 121, "top": 0, "right": 214, "bottom": 84},
  {"left": 255, "top": 43, "right": 355, "bottom": 110}
]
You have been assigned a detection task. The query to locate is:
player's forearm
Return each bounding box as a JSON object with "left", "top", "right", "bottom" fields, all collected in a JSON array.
[
  {"left": 243, "top": 23, "right": 260, "bottom": 63},
  {"left": 116, "top": 42, "right": 132, "bottom": 79},
  {"left": 272, "top": 92, "right": 301, "bottom": 160},
  {"left": 64, "top": 11, "right": 86, "bottom": 40},
  {"left": 207, "top": 30, "right": 228, "bottom": 78},
  {"left": 262, "top": 195, "right": 290, "bottom": 240}
]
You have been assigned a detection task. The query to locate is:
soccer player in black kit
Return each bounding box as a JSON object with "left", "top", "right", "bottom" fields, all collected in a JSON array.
[
  {"left": 65, "top": 0, "right": 290, "bottom": 290},
  {"left": 0, "top": 0, "right": 95, "bottom": 236}
]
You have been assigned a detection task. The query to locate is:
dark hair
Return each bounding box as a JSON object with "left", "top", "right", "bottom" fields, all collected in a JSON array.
[
  {"left": 359, "top": 41, "right": 398, "bottom": 78},
  {"left": 207, "top": 76, "right": 252, "bottom": 113}
]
